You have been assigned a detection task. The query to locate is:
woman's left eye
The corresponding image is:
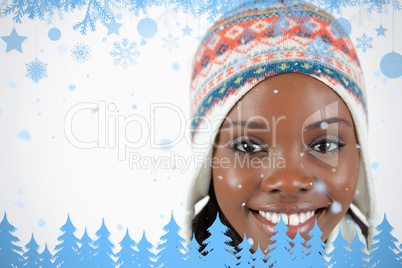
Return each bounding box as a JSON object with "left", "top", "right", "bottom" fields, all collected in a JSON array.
[
  {"left": 310, "top": 139, "right": 345, "bottom": 154},
  {"left": 233, "top": 140, "right": 266, "bottom": 154}
]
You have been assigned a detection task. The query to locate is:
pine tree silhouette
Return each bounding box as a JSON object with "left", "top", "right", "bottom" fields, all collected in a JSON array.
[
  {"left": 136, "top": 231, "right": 156, "bottom": 267},
  {"left": 115, "top": 228, "right": 138, "bottom": 268},
  {"left": 398, "top": 242, "right": 402, "bottom": 265},
  {"left": 92, "top": 218, "right": 116, "bottom": 267},
  {"left": 39, "top": 243, "right": 55, "bottom": 268},
  {"left": 23, "top": 233, "right": 41, "bottom": 267},
  {"left": 370, "top": 213, "right": 401, "bottom": 267},
  {"left": 289, "top": 228, "right": 307, "bottom": 266},
  {"left": 364, "top": 245, "right": 376, "bottom": 268},
  {"left": 155, "top": 212, "right": 186, "bottom": 268},
  {"left": 348, "top": 230, "right": 369, "bottom": 267},
  {"left": 327, "top": 229, "right": 350, "bottom": 267},
  {"left": 201, "top": 212, "right": 236, "bottom": 267},
  {"left": 77, "top": 227, "right": 95, "bottom": 267},
  {"left": 253, "top": 243, "right": 267, "bottom": 267},
  {"left": 265, "top": 215, "right": 292, "bottom": 267},
  {"left": 0, "top": 212, "right": 24, "bottom": 267},
  {"left": 235, "top": 233, "right": 254, "bottom": 267},
  {"left": 304, "top": 219, "right": 328, "bottom": 267},
  {"left": 53, "top": 214, "right": 80, "bottom": 267},
  {"left": 184, "top": 234, "right": 203, "bottom": 266}
]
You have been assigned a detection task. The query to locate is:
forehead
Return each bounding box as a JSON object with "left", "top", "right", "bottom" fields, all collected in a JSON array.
[{"left": 226, "top": 73, "right": 353, "bottom": 122}]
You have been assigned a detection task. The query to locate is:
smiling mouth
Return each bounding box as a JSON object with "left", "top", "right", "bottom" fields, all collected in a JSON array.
[{"left": 254, "top": 208, "right": 325, "bottom": 227}]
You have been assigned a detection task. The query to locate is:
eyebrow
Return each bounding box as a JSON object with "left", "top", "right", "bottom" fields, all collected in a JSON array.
[
  {"left": 304, "top": 117, "right": 352, "bottom": 131},
  {"left": 221, "top": 120, "right": 269, "bottom": 129}
]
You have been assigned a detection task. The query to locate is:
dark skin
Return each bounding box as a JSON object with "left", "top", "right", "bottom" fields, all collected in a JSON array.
[{"left": 212, "top": 73, "right": 360, "bottom": 253}]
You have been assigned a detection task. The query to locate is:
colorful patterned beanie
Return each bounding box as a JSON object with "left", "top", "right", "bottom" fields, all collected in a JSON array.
[{"left": 180, "top": 0, "right": 378, "bottom": 245}]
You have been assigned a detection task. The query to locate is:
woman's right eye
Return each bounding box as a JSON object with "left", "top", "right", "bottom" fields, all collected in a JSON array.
[{"left": 233, "top": 140, "right": 266, "bottom": 154}]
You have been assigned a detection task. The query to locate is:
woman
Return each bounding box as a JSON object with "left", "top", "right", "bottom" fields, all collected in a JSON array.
[{"left": 179, "top": 0, "right": 378, "bottom": 255}]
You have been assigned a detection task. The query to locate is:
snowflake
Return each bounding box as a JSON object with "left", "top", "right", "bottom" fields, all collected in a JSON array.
[
  {"left": 350, "top": 2, "right": 370, "bottom": 26},
  {"left": 363, "top": 0, "right": 392, "bottom": 14},
  {"left": 198, "top": 0, "right": 243, "bottom": 23},
  {"left": 110, "top": 38, "right": 140, "bottom": 69},
  {"left": 356, "top": 33, "right": 373, "bottom": 53},
  {"left": 306, "top": 38, "right": 335, "bottom": 64},
  {"left": 25, "top": 57, "right": 47, "bottom": 83},
  {"left": 172, "top": 0, "right": 199, "bottom": 17},
  {"left": 71, "top": 42, "right": 91, "bottom": 63},
  {"left": 156, "top": 4, "right": 179, "bottom": 26},
  {"left": 162, "top": 33, "right": 178, "bottom": 52}
]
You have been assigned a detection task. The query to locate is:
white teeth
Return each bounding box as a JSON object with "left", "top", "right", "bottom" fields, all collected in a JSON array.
[
  {"left": 271, "top": 213, "right": 279, "bottom": 224},
  {"left": 299, "top": 213, "right": 307, "bottom": 224},
  {"left": 259, "top": 210, "right": 317, "bottom": 226},
  {"left": 289, "top": 214, "right": 299, "bottom": 226},
  {"left": 282, "top": 214, "right": 289, "bottom": 224}
]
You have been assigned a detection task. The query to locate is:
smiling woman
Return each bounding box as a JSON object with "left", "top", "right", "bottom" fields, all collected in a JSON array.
[
  {"left": 211, "top": 73, "right": 361, "bottom": 252},
  {"left": 179, "top": 0, "right": 378, "bottom": 257}
]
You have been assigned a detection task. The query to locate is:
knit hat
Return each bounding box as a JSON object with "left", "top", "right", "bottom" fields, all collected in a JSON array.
[{"left": 179, "top": 0, "right": 378, "bottom": 246}]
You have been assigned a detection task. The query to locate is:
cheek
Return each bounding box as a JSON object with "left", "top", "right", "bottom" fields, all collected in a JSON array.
[
  {"left": 213, "top": 164, "right": 253, "bottom": 202},
  {"left": 212, "top": 151, "right": 261, "bottom": 214},
  {"left": 323, "top": 153, "right": 360, "bottom": 211}
]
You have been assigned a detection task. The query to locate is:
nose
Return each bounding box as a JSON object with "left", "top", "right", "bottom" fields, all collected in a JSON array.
[{"left": 261, "top": 166, "right": 314, "bottom": 197}]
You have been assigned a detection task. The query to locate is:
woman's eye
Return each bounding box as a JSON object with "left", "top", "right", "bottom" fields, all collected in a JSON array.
[
  {"left": 311, "top": 139, "right": 344, "bottom": 154},
  {"left": 235, "top": 140, "right": 265, "bottom": 153}
]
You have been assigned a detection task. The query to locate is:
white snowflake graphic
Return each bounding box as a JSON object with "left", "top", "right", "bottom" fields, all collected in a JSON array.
[
  {"left": 306, "top": 38, "right": 334, "bottom": 64},
  {"left": 110, "top": 38, "right": 140, "bottom": 69},
  {"left": 162, "top": 33, "right": 178, "bottom": 52},
  {"left": 71, "top": 42, "right": 91, "bottom": 63},
  {"left": 25, "top": 57, "right": 47, "bottom": 83},
  {"left": 356, "top": 33, "right": 373, "bottom": 53}
]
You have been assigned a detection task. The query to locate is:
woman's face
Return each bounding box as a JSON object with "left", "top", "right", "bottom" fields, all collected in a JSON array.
[{"left": 212, "top": 73, "right": 360, "bottom": 252}]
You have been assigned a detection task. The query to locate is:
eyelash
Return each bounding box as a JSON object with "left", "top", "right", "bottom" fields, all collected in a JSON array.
[
  {"left": 308, "top": 138, "right": 346, "bottom": 155},
  {"left": 229, "top": 138, "right": 346, "bottom": 156},
  {"left": 229, "top": 139, "right": 267, "bottom": 156}
]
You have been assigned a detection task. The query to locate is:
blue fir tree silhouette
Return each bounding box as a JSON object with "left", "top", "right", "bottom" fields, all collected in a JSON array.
[
  {"left": 39, "top": 243, "right": 55, "bottom": 268},
  {"left": 23, "top": 233, "right": 41, "bottom": 267},
  {"left": 370, "top": 213, "right": 401, "bottom": 267},
  {"left": 235, "top": 233, "right": 254, "bottom": 267},
  {"left": 201, "top": 212, "right": 236, "bottom": 267},
  {"left": 136, "top": 231, "right": 156, "bottom": 267},
  {"left": 77, "top": 227, "right": 95, "bottom": 267},
  {"left": 115, "top": 228, "right": 138, "bottom": 268},
  {"left": 365, "top": 246, "right": 377, "bottom": 268},
  {"left": 327, "top": 229, "right": 350, "bottom": 267},
  {"left": 348, "top": 230, "right": 369, "bottom": 267},
  {"left": 398, "top": 242, "right": 402, "bottom": 265},
  {"left": 253, "top": 243, "right": 267, "bottom": 267},
  {"left": 92, "top": 218, "right": 116, "bottom": 267},
  {"left": 0, "top": 212, "right": 24, "bottom": 267},
  {"left": 155, "top": 212, "right": 186, "bottom": 268},
  {"left": 289, "top": 228, "right": 307, "bottom": 266},
  {"left": 53, "top": 214, "right": 80, "bottom": 267},
  {"left": 265, "top": 215, "right": 293, "bottom": 267},
  {"left": 304, "top": 218, "right": 328, "bottom": 267},
  {"left": 185, "top": 234, "right": 203, "bottom": 266}
]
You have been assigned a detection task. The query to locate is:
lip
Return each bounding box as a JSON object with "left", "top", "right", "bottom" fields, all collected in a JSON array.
[{"left": 251, "top": 205, "right": 326, "bottom": 238}]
